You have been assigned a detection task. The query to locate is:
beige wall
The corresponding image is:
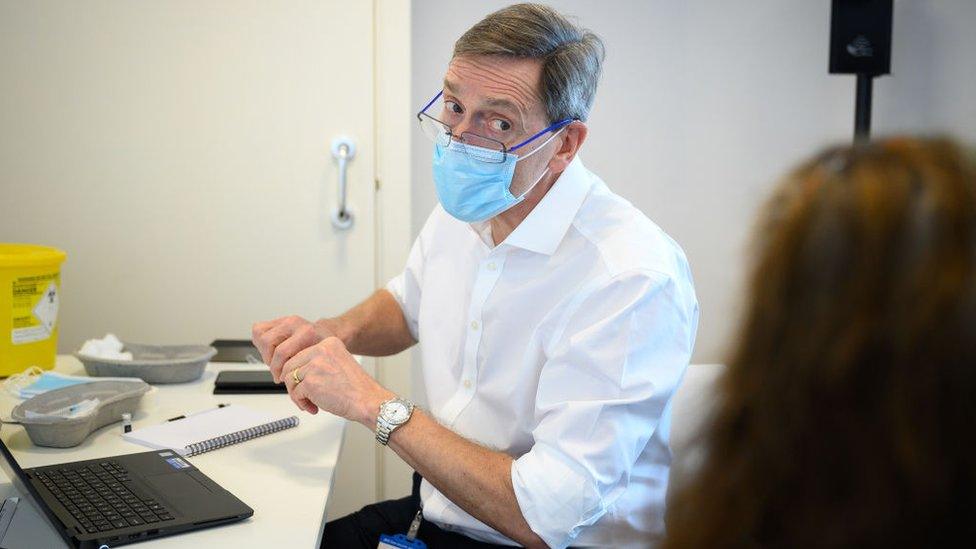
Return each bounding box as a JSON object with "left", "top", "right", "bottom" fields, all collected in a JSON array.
[
  {"left": 0, "top": 0, "right": 415, "bottom": 520},
  {"left": 410, "top": 0, "right": 976, "bottom": 368},
  {"left": 0, "top": 1, "right": 379, "bottom": 354}
]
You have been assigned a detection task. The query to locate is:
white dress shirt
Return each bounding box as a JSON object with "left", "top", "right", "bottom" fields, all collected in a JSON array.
[{"left": 386, "top": 156, "right": 699, "bottom": 548}]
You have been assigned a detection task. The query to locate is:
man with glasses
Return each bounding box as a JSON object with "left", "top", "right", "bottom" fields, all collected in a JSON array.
[{"left": 253, "top": 4, "right": 698, "bottom": 548}]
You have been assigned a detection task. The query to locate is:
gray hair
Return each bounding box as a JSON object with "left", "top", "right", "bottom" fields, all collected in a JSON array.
[{"left": 452, "top": 3, "right": 605, "bottom": 123}]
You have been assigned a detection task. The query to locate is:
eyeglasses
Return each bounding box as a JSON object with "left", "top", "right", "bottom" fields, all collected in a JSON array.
[{"left": 417, "top": 90, "right": 573, "bottom": 164}]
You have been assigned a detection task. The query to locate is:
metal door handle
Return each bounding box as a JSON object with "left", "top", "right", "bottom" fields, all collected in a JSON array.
[{"left": 330, "top": 137, "right": 356, "bottom": 230}]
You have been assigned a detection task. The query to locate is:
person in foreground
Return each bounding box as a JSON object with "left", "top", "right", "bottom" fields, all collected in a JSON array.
[
  {"left": 252, "top": 4, "right": 698, "bottom": 548},
  {"left": 665, "top": 136, "right": 976, "bottom": 548}
]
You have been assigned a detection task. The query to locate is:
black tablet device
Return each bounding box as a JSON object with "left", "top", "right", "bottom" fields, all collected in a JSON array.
[
  {"left": 210, "top": 339, "right": 262, "bottom": 363},
  {"left": 213, "top": 370, "right": 287, "bottom": 394}
]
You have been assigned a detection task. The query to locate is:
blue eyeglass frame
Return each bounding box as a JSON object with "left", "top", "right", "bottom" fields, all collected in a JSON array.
[{"left": 418, "top": 90, "right": 574, "bottom": 155}]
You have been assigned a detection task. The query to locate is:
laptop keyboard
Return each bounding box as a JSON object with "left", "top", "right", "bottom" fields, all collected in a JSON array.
[{"left": 34, "top": 460, "right": 175, "bottom": 534}]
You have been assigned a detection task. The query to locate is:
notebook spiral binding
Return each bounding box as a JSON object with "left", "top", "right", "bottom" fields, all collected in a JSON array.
[{"left": 184, "top": 416, "right": 299, "bottom": 456}]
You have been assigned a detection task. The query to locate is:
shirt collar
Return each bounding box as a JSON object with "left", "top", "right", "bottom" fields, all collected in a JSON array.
[{"left": 483, "top": 155, "right": 592, "bottom": 256}]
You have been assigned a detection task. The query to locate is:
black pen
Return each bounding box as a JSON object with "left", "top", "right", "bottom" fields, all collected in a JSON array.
[{"left": 167, "top": 403, "right": 230, "bottom": 422}]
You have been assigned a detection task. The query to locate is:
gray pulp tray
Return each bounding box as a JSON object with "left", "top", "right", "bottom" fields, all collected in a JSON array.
[
  {"left": 75, "top": 342, "right": 217, "bottom": 384},
  {"left": 11, "top": 380, "right": 151, "bottom": 448}
]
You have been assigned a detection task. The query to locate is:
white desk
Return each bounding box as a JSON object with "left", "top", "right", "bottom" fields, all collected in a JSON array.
[{"left": 0, "top": 356, "right": 346, "bottom": 548}]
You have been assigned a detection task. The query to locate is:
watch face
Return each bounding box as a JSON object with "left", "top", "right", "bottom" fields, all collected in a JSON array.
[{"left": 384, "top": 402, "right": 410, "bottom": 424}]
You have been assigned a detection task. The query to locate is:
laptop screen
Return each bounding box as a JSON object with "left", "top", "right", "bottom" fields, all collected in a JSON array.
[
  {"left": 0, "top": 425, "right": 73, "bottom": 546},
  {"left": 0, "top": 425, "right": 30, "bottom": 496}
]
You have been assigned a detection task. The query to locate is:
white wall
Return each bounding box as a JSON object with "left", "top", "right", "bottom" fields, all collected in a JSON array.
[
  {"left": 0, "top": 0, "right": 414, "bottom": 520},
  {"left": 0, "top": 1, "right": 379, "bottom": 355},
  {"left": 411, "top": 0, "right": 976, "bottom": 365}
]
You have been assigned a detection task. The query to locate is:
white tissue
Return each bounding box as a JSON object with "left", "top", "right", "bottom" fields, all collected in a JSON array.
[{"left": 79, "top": 333, "right": 133, "bottom": 360}]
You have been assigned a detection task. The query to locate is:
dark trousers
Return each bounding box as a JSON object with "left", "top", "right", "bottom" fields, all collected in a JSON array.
[{"left": 321, "top": 473, "right": 514, "bottom": 548}]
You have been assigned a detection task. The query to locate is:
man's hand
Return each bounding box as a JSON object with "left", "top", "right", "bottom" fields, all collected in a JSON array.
[
  {"left": 275, "top": 335, "right": 548, "bottom": 548},
  {"left": 280, "top": 336, "right": 394, "bottom": 423},
  {"left": 251, "top": 315, "right": 335, "bottom": 382}
]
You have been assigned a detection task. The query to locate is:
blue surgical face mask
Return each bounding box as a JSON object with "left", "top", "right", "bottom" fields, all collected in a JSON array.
[
  {"left": 433, "top": 129, "right": 565, "bottom": 223},
  {"left": 3, "top": 367, "right": 94, "bottom": 399}
]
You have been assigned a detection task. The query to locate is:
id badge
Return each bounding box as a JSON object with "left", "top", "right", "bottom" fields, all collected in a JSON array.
[
  {"left": 378, "top": 509, "right": 426, "bottom": 549},
  {"left": 378, "top": 533, "right": 427, "bottom": 549}
]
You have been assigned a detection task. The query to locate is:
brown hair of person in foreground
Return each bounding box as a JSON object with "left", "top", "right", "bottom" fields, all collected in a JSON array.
[{"left": 665, "top": 136, "right": 976, "bottom": 548}]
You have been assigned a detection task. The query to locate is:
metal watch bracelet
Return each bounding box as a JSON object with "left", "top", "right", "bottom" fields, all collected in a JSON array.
[{"left": 375, "top": 398, "right": 415, "bottom": 446}]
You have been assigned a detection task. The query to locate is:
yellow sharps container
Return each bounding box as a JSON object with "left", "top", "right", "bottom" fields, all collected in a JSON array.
[{"left": 0, "top": 243, "right": 67, "bottom": 376}]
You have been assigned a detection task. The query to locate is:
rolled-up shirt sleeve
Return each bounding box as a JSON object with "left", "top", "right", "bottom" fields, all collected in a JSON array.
[
  {"left": 386, "top": 209, "right": 441, "bottom": 341},
  {"left": 511, "top": 269, "right": 697, "bottom": 549}
]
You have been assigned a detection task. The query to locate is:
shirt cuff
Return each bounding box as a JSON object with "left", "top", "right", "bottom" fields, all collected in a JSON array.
[
  {"left": 511, "top": 443, "right": 605, "bottom": 549},
  {"left": 385, "top": 274, "right": 405, "bottom": 308},
  {"left": 384, "top": 275, "right": 418, "bottom": 340}
]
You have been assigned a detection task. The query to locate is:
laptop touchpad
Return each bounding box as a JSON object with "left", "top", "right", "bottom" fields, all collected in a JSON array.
[{"left": 145, "top": 471, "right": 216, "bottom": 510}]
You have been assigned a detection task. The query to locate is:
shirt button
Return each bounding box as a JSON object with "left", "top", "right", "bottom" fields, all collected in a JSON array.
[
  {"left": 470, "top": 320, "right": 479, "bottom": 330},
  {"left": 487, "top": 262, "right": 497, "bottom": 271},
  {"left": 463, "top": 379, "right": 472, "bottom": 389}
]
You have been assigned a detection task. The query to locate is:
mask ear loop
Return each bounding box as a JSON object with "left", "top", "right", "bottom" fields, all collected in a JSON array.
[
  {"left": 0, "top": 365, "right": 41, "bottom": 423},
  {"left": 510, "top": 127, "right": 567, "bottom": 200},
  {"left": 3, "top": 365, "right": 44, "bottom": 397},
  {"left": 514, "top": 126, "right": 567, "bottom": 163}
]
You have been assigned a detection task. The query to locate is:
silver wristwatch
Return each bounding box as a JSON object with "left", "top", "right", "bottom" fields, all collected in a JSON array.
[{"left": 375, "top": 397, "right": 415, "bottom": 445}]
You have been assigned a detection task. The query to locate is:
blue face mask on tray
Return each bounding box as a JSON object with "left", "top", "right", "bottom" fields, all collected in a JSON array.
[{"left": 3, "top": 366, "right": 95, "bottom": 399}]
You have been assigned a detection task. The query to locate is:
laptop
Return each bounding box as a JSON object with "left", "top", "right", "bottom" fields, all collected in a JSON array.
[{"left": 0, "top": 426, "right": 253, "bottom": 548}]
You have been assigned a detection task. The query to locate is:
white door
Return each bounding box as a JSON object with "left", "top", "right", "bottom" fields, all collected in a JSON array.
[
  {"left": 0, "top": 0, "right": 388, "bottom": 519},
  {"left": 0, "top": 0, "right": 376, "bottom": 345}
]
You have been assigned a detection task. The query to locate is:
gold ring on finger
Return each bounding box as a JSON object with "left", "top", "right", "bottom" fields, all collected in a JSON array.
[{"left": 292, "top": 368, "right": 303, "bottom": 385}]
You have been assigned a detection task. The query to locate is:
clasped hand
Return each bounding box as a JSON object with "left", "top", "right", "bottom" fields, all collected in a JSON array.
[{"left": 252, "top": 316, "right": 391, "bottom": 426}]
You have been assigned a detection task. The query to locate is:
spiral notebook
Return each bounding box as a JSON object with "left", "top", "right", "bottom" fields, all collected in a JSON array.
[{"left": 123, "top": 405, "right": 299, "bottom": 456}]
